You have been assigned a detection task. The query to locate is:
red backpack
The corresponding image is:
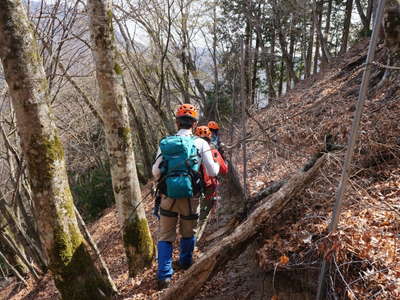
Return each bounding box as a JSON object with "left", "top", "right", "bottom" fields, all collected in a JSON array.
[{"left": 202, "top": 149, "right": 228, "bottom": 189}]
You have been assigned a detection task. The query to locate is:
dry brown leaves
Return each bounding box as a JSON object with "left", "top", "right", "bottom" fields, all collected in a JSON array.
[{"left": 232, "top": 43, "right": 400, "bottom": 299}]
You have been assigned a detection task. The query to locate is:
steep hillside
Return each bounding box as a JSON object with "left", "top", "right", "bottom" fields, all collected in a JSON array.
[
  {"left": 229, "top": 38, "right": 400, "bottom": 299},
  {"left": 1, "top": 38, "right": 399, "bottom": 300}
]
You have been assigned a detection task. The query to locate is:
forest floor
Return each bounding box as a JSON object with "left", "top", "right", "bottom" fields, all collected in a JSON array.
[{"left": 1, "top": 38, "right": 399, "bottom": 299}]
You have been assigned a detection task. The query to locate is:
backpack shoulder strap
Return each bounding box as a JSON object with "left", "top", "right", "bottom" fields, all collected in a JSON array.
[
  {"left": 153, "top": 153, "right": 162, "bottom": 163},
  {"left": 189, "top": 135, "right": 201, "bottom": 156}
]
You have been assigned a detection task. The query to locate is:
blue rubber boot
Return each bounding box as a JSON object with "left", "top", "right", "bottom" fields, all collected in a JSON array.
[
  {"left": 157, "top": 241, "right": 173, "bottom": 289},
  {"left": 179, "top": 236, "right": 196, "bottom": 270}
]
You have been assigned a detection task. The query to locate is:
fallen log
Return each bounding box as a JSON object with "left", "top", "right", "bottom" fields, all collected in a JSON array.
[
  {"left": 247, "top": 180, "right": 286, "bottom": 205},
  {"left": 205, "top": 218, "right": 239, "bottom": 242},
  {"left": 246, "top": 148, "right": 333, "bottom": 215},
  {"left": 160, "top": 154, "right": 326, "bottom": 300}
]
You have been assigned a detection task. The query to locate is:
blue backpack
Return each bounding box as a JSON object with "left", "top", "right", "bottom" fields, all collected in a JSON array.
[{"left": 159, "top": 135, "right": 202, "bottom": 199}]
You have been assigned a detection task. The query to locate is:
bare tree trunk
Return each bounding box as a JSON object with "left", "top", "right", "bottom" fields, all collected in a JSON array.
[
  {"left": 383, "top": 1, "right": 400, "bottom": 79},
  {"left": 0, "top": 1, "right": 115, "bottom": 299},
  {"left": 272, "top": 1, "right": 299, "bottom": 84},
  {"left": 312, "top": 0, "right": 324, "bottom": 74},
  {"left": 228, "top": 74, "right": 237, "bottom": 160},
  {"left": 240, "top": 40, "right": 247, "bottom": 198},
  {"left": 251, "top": 31, "right": 260, "bottom": 104},
  {"left": 339, "top": 0, "right": 354, "bottom": 54},
  {"left": 277, "top": 27, "right": 298, "bottom": 83},
  {"left": 122, "top": 76, "right": 153, "bottom": 180},
  {"left": 314, "top": 0, "right": 330, "bottom": 68},
  {"left": 177, "top": 3, "right": 208, "bottom": 105},
  {"left": 355, "top": 0, "right": 368, "bottom": 30},
  {"left": 87, "top": 0, "right": 154, "bottom": 278},
  {"left": 366, "top": 0, "right": 373, "bottom": 31},
  {"left": 180, "top": 1, "right": 191, "bottom": 103},
  {"left": 354, "top": 0, "right": 373, "bottom": 34},
  {"left": 156, "top": 0, "right": 172, "bottom": 110},
  {"left": 305, "top": 11, "right": 315, "bottom": 78},
  {"left": 288, "top": 16, "right": 296, "bottom": 90},
  {"left": 278, "top": 58, "right": 284, "bottom": 96},
  {"left": 267, "top": 28, "right": 277, "bottom": 99},
  {"left": 324, "top": 0, "right": 333, "bottom": 52},
  {"left": 313, "top": 24, "right": 320, "bottom": 74},
  {"left": 186, "top": 52, "right": 208, "bottom": 104},
  {"left": 244, "top": 21, "right": 252, "bottom": 106},
  {"left": 211, "top": 0, "right": 219, "bottom": 119}
]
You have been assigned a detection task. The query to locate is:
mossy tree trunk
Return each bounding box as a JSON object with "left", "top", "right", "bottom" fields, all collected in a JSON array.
[
  {"left": 87, "top": 0, "right": 154, "bottom": 277},
  {"left": 0, "top": 1, "right": 116, "bottom": 299}
]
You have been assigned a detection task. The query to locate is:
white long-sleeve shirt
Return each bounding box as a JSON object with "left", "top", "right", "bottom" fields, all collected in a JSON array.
[{"left": 152, "top": 129, "right": 220, "bottom": 179}]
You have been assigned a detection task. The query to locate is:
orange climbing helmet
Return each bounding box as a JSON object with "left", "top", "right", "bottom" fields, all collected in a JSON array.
[
  {"left": 208, "top": 121, "right": 219, "bottom": 130},
  {"left": 195, "top": 126, "right": 212, "bottom": 140},
  {"left": 176, "top": 104, "right": 199, "bottom": 121}
]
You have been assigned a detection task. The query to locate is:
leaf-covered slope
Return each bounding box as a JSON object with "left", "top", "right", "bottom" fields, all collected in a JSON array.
[{"left": 230, "top": 38, "right": 400, "bottom": 299}]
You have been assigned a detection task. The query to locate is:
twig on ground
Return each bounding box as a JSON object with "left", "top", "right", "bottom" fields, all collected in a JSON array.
[
  {"left": 272, "top": 263, "right": 278, "bottom": 293},
  {"left": 348, "top": 267, "right": 390, "bottom": 286},
  {"left": 370, "top": 61, "right": 400, "bottom": 71},
  {"left": 333, "top": 256, "right": 359, "bottom": 300},
  {"left": 381, "top": 200, "right": 400, "bottom": 218}
]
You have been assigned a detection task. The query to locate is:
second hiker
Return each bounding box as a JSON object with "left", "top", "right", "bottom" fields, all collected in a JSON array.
[{"left": 194, "top": 126, "right": 228, "bottom": 240}]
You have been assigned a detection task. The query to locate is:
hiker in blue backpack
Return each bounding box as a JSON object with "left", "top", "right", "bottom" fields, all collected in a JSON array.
[{"left": 152, "top": 104, "right": 220, "bottom": 289}]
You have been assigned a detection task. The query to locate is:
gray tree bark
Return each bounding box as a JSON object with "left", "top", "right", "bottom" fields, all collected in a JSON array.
[
  {"left": 0, "top": 1, "right": 116, "bottom": 299},
  {"left": 339, "top": 0, "right": 354, "bottom": 54},
  {"left": 305, "top": 10, "right": 315, "bottom": 78},
  {"left": 87, "top": 0, "right": 154, "bottom": 277}
]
